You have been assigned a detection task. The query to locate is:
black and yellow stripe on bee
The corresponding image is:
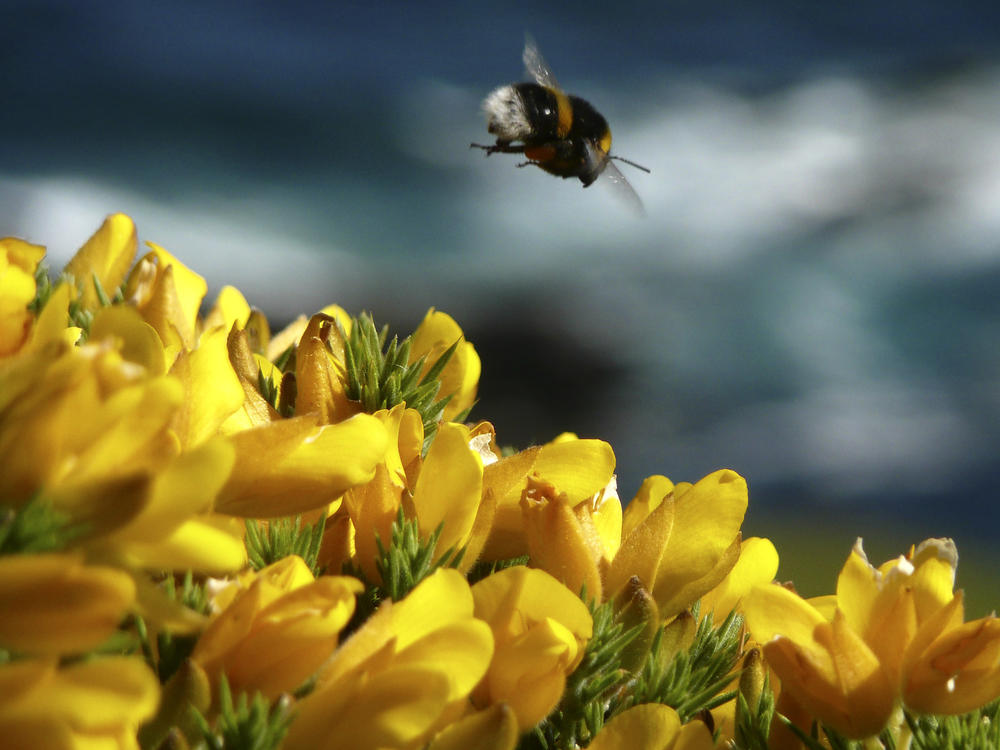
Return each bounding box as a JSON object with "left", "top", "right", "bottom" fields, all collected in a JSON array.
[{"left": 506, "top": 83, "right": 610, "bottom": 150}]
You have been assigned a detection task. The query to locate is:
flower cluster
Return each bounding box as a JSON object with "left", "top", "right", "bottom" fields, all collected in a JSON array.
[{"left": 1, "top": 215, "right": 997, "bottom": 750}]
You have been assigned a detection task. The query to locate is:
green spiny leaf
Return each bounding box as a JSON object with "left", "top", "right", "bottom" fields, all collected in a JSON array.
[
  {"left": 192, "top": 674, "right": 294, "bottom": 750},
  {"left": 27, "top": 260, "right": 53, "bottom": 314},
  {"left": 523, "top": 598, "right": 644, "bottom": 749},
  {"left": 0, "top": 495, "right": 87, "bottom": 554},
  {"left": 245, "top": 515, "right": 327, "bottom": 576},
  {"left": 907, "top": 699, "right": 1000, "bottom": 750},
  {"left": 621, "top": 607, "right": 744, "bottom": 723},
  {"left": 342, "top": 508, "right": 464, "bottom": 638},
  {"left": 340, "top": 313, "right": 470, "bottom": 448},
  {"left": 466, "top": 555, "right": 531, "bottom": 585},
  {"left": 733, "top": 674, "right": 777, "bottom": 750},
  {"left": 152, "top": 571, "right": 212, "bottom": 683}
]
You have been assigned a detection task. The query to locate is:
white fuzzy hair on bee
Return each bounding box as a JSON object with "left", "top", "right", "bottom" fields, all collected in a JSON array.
[{"left": 482, "top": 85, "right": 534, "bottom": 142}]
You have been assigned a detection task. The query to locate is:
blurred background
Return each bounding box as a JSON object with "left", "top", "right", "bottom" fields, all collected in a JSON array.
[{"left": 3, "top": 1, "right": 998, "bottom": 611}]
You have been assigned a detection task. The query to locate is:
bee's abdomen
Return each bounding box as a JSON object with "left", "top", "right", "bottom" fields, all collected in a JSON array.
[{"left": 568, "top": 96, "right": 611, "bottom": 155}]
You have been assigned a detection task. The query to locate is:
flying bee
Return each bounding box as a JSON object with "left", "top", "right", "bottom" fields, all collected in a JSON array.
[{"left": 472, "top": 36, "right": 650, "bottom": 214}]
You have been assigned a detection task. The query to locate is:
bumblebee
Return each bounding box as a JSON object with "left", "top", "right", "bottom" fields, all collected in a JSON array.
[{"left": 473, "top": 36, "right": 649, "bottom": 212}]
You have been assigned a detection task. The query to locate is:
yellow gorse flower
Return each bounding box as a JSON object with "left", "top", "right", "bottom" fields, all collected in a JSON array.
[
  {"left": 470, "top": 565, "right": 593, "bottom": 731},
  {"left": 284, "top": 568, "right": 494, "bottom": 750},
  {"left": 0, "top": 656, "right": 159, "bottom": 750},
  {"left": 0, "top": 237, "right": 46, "bottom": 356},
  {"left": 191, "top": 555, "right": 362, "bottom": 701},
  {"left": 745, "top": 537, "right": 1000, "bottom": 739},
  {"left": 586, "top": 703, "right": 715, "bottom": 750}
]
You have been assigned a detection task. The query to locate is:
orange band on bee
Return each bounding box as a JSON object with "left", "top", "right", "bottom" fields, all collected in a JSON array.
[
  {"left": 598, "top": 131, "right": 612, "bottom": 156},
  {"left": 552, "top": 89, "right": 573, "bottom": 138},
  {"left": 525, "top": 145, "right": 557, "bottom": 162}
]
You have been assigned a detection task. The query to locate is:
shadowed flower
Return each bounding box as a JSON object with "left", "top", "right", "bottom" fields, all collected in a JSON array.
[
  {"left": 344, "top": 411, "right": 493, "bottom": 582},
  {"left": 0, "top": 656, "right": 159, "bottom": 750},
  {"left": 283, "top": 568, "right": 494, "bottom": 750},
  {"left": 586, "top": 704, "right": 715, "bottom": 750},
  {"left": 0, "top": 552, "right": 135, "bottom": 655},
  {"left": 471, "top": 565, "right": 593, "bottom": 731},
  {"left": 0, "top": 339, "right": 246, "bottom": 575},
  {"left": 480, "top": 435, "right": 617, "bottom": 562},
  {"left": 191, "top": 555, "right": 362, "bottom": 701}
]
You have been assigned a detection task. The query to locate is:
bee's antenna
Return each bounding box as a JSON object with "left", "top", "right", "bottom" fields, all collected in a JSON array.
[{"left": 610, "top": 155, "right": 651, "bottom": 174}]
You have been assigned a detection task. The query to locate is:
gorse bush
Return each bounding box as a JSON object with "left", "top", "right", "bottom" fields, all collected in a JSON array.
[{"left": 1, "top": 214, "right": 998, "bottom": 749}]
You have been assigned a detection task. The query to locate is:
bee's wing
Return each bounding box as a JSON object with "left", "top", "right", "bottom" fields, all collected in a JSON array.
[
  {"left": 585, "top": 141, "right": 646, "bottom": 217},
  {"left": 523, "top": 34, "right": 562, "bottom": 91}
]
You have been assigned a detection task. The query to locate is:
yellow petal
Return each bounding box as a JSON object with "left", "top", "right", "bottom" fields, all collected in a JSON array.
[
  {"left": 700, "top": 536, "right": 779, "bottom": 621},
  {"left": 520, "top": 483, "right": 603, "bottom": 602},
  {"left": 656, "top": 533, "right": 741, "bottom": 620},
  {"left": 295, "top": 313, "right": 354, "bottom": 424},
  {"left": 71, "top": 373, "right": 183, "bottom": 483},
  {"left": 0, "top": 236, "right": 46, "bottom": 271},
  {"left": 170, "top": 325, "right": 245, "bottom": 447},
  {"left": 472, "top": 566, "right": 593, "bottom": 644},
  {"left": 203, "top": 284, "right": 252, "bottom": 333},
  {"left": 122, "top": 514, "right": 247, "bottom": 574},
  {"left": 0, "top": 241, "right": 41, "bottom": 355},
  {"left": 590, "top": 483, "right": 623, "bottom": 563},
  {"left": 127, "top": 257, "right": 187, "bottom": 351},
  {"left": 296, "top": 666, "right": 453, "bottom": 750},
  {"left": 24, "top": 282, "right": 79, "bottom": 352},
  {"left": 223, "top": 326, "right": 280, "bottom": 430},
  {"left": 605, "top": 487, "right": 674, "bottom": 603},
  {"left": 673, "top": 720, "right": 717, "bottom": 750},
  {"left": 410, "top": 308, "right": 480, "bottom": 421},
  {"left": 480, "top": 446, "right": 542, "bottom": 559},
  {"left": 412, "top": 421, "right": 483, "bottom": 552},
  {"left": 143, "top": 241, "right": 207, "bottom": 342},
  {"left": 909, "top": 538, "right": 958, "bottom": 621},
  {"left": 391, "top": 619, "right": 495, "bottom": 701},
  {"left": 344, "top": 462, "right": 404, "bottom": 583},
  {"left": 648, "top": 469, "right": 747, "bottom": 617},
  {"left": 587, "top": 703, "right": 681, "bottom": 750},
  {"left": 426, "top": 704, "right": 519, "bottom": 750},
  {"left": 2, "top": 656, "right": 159, "bottom": 731},
  {"left": 533, "top": 438, "right": 616, "bottom": 504},
  {"left": 903, "top": 611, "right": 1000, "bottom": 715},
  {"left": 40, "top": 656, "right": 160, "bottom": 729},
  {"left": 485, "top": 616, "right": 582, "bottom": 729},
  {"left": 216, "top": 413, "right": 388, "bottom": 517},
  {"left": 224, "top": 576, "right": 363, "bottom": 698},
  {"left": 457, "top": 485, "right": 498, "bottom": 575},
  {"left": 748, "top": 585, "right": 893, "bottom": 739},
  {"left": 621, "top": 474, "right": 674, "bottom": 539},
  {"left": 90, "top": 304, "right": 168, "bottom": 375},
  {"left": 745, "top": 583, "right": 828, "bottom": 648},
  {"left": 118, "top": 436, "right": 235, "bottom": 541},
  {"left": 0, "top": 554, "right": 135, "bottom": 654},
  {"left": 836, "top": 539, "right": 881, "bottom": 637},
  {"left": 824, "top": 611, "right": 896, "bottom": 737},
  {"left": 391, "top": 568, "right": 478, "bottom": 651},
  {"left": 63, "top": 213, "right": 137, "bottom": 312}
]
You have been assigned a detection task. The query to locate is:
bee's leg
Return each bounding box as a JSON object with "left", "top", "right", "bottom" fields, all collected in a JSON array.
[
  {"left": 470, "top": 142, "right": 526, "bottom": 157},
  {"left": 515, "top": 160, "right": 543, "bottom": 170}
]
